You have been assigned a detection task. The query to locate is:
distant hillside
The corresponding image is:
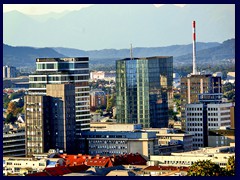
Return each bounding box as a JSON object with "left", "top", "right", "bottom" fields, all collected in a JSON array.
[
  {"left": 3, "top": 44, "right": 65, "bottom": 67},
  {"left": 3, "top": 39, "right": 234, "bottom": 69},
  {"left": 54, "top": 42, "right": 220, "bottom": 59},
  {"left": 175, "top": 38, "right": 235, "bottom": 65}
]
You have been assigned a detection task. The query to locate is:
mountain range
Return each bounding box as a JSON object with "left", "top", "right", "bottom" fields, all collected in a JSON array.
[
  {"left": 3, "top": 4, "right": 234, "bottom": 50},
  {"left": 3, "top": 38, "right": 235, "bottom": 68}
]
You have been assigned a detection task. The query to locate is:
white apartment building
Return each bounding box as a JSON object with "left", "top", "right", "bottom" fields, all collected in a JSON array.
[{"left": 149, "top": 145, "right": 235, "bottom": 168}]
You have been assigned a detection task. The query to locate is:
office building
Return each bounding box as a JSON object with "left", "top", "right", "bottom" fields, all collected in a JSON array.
[
  {"left": 116, "top": 56, "right": 173, "bottom": 128},
  {"left": 28, "top": 57, "right": 90, "bottom": 135},
  {"left": 25, "top": 84, "right": 76, "bottom": 156},
  {"left": 82, "top": 124, "right": 158, "bottom": 160},
  {"left": 185, "top": 93, "right": 232, "bottom": 149},
  {"left": 3, "top": 65, "right": 17, "bottom": 78},
  {"left": 180, "top": 74, "right": 222, "bottom": 130}
]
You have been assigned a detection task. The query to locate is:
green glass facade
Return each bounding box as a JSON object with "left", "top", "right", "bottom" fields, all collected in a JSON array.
[{"left": 116, "top": 56, "right": 173, "bottom": 128}]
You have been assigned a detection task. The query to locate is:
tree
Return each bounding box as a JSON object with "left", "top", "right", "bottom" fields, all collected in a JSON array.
[
  {"left": 95, "top": 109, "right": 103, "bottom": 116},
  {"left": 187, "top": 160, "right": 225, "bottom": 176},
  {"left": 5, "top": 112, "right": 17, "bottom": 124},
  {"left": 106, "top": 94, "right": 115, "bottom": 113},
  {"left": 6, "top": 102, "right": 17, "bottom": 115},
  {"left": 226, "top": 156, "right": 235, "bottom": 175},
  {"left": 223, "top": 82, "right": 235, "bottom": 93}
]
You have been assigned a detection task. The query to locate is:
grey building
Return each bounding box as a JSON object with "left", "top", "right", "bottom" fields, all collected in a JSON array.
[
  {"left": 116, "top": 56, "right": 173, "bottom": 128},
  {"left": 3, "top": 65, "right": 17, "bottom": 78},
  {"left": 3, "top": 124, "right": 25, "bottom": 157}
]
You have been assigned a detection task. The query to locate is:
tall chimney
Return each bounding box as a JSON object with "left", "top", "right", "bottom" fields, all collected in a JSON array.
[{"left": 192, "top": 20, "right": 197, "bottom": 75}]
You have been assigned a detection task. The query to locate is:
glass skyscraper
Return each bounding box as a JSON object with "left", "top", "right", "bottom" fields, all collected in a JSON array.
[
  {"left": 116, "top": 56, "right": 173, "bottom": 128},
  {"left": 28, "top": 57, "right": 90, "bottom": 137}
]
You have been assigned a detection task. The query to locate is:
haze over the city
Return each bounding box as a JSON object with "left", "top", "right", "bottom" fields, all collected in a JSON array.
[{"left": 3, "top": 4, "right": 234, "bottom": 50}]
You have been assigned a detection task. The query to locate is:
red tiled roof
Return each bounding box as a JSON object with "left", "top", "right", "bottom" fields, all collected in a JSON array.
[
  {"left": 113, "top": 153, "right": 147, "bottom": 165},
  {"left": 58, "top": 153, "right": 146, "bottom": 167},
  {"left": 60, "top": 154, "right": 113, "bottom": 168},
  {"left": 45, "top": 166, "right": 72, "bottom": 176},
  {"left": 67, "top": 164, "right": 89, "bottom": 172}
]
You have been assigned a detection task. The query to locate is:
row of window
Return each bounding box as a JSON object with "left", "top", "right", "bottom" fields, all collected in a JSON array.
[
  {"left": 187, "top": 118, "right": 203, "bottom": 122},
  {"left": 187, "top": 123, "right": 203, "bottom": 126},
  {"left": 187, "top": 128, "right": 203, "bottom": 131}
]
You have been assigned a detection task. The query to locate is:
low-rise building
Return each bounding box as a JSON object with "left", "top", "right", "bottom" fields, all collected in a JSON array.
[
  {"left": 145, "top": 128, "right": 193, "bottom": 154},
  {"left": 149, "top": 145, "right": 235, "bottom": 168},
  {"left": 3, "top": 157, "right": 65, "bottom": 176},
  {"left": 208, "top": 129, "right": 235, "bottom": 147},
  {"left": 3, "top": 123, "right": 26, "bottom": 157},
  {"left": 82, "top": 124, "right": 157, "bottom": 160}
]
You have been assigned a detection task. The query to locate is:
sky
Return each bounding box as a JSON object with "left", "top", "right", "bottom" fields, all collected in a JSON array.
[
  {"left": 3, "top": 4, "right": 186, "bottom": 15},
  {"left": 3, "top": 4, "right": 234, "bottom": 50}
]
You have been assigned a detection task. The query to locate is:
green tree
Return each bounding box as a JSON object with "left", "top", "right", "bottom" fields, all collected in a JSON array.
[
  {"left": 187, "top": 160, "right": 225, "bottom": 176},
  {"left": 95, "top": 109, "right": 103, "bottom": 116},
  {"left": 226, "top": 156, "right": 235, "bottom": 175},
  {"left": 5, "top": 112, "right": 17, "bottom": 124},
  {"left": 106, "top": 94, "right": 115, "bottom": 113},
  {"left": 223, "top": 83, "right": 235, "bottom": 93}
]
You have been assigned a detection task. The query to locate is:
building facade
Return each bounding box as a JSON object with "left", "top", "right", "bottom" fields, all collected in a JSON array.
[
  {"left": 28, "top": 57, "right": 90, "bottom": 135},
  {"left": 25, "top": 84, "right": 76, "bottom": 156},
  {"left": 82, "top": 124, "right": 158, "bottom": 160},
  {"left": 208, "top": 129, "right": 235, "bottom": 147},
  {"left": 149, "top": 145, "right": 235, "bottom": 168},
  {"left": 3, "top": 157, "right": 65, "bottom": 176},
  {"left": 3, "top": 65, "right": 17, "bottom": 78},
  {"left": 185, "top": 93, "right": 232, "bottom": 149},
  {"left": 3, "top": 124, "right": 25, "bottom": 157},
  {"left": 116, "top": 56, "right": 173, "bottom": 128},
  {"left": 90, "top": 90, "right": 106, "bottom": 110},
  {"left": 180, "top": 74, "right": 221, "bottom": 130}
]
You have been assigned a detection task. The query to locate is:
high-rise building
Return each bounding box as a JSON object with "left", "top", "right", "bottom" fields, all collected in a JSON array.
[
  {"left": 3, "top": 65, "right": 17, "bottom": 78},
  {"left": 25, "top": 84, "right": 76, "bottom": 156},
  {"left": 116, "top": 56, "right": 173, "bottom": 128},
  {"left": 185, "top": 93, "right": 232, "bottom": 149},
  {"left": 180, "top": 74, "right": 221, "bottom": 130},
  {"left": 28, "top": 57, "right": 90, "bottom": 136}
]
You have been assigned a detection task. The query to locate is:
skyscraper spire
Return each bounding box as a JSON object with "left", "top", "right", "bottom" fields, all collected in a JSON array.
[{"left": 130, "top": 43, "right": 133, "bottom": 60}]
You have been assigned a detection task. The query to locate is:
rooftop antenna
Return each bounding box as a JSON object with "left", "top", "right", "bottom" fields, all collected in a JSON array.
[
  {"left": 192, "top": 20, "right": 197, "bottom": 75},
  {"left": 130, "top": 43, "right": 133, "bottom": 60}
]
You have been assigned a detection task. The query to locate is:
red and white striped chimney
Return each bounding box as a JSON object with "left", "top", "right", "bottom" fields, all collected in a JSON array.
[{"left": 192, "top": 20, "right": 197, "bottom": 75}]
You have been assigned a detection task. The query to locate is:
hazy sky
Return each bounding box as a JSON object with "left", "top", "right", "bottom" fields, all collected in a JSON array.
[
  {"left": 3, "top": 4, "right": 234, "bottom": 50},
  {"left": 3, "top": 4, "right": 186, "bottom": 15}
]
